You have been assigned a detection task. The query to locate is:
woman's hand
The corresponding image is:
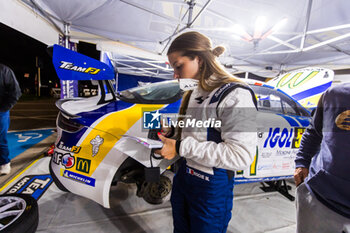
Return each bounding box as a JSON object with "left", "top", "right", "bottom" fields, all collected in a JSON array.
[
  {"left": 154, "top": 133, "right": 177, "bottom": 160},
  {"left": 161, "top": 125, "right": 174, "bottom": 138}
]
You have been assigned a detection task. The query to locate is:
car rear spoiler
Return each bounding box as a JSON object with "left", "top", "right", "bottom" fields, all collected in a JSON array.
[
  {"left": 55, "top": 98, "right": 83, "bottom": 119},
  {"left": 51, "top": 44, "right": 118, "bottom": 106},
  {"left": 96, "top": 79, "right": 117, "bottom": 105}
]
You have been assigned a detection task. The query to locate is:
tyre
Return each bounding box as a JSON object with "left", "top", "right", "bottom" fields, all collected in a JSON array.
[
  {"left": 142, "top": 175, "right": 172, "bottom": 205},
  {"left": 0, "top": 194, "right": 39, "bottom": 233}
]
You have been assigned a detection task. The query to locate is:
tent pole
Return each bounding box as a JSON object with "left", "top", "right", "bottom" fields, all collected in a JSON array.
[
  {"left": 188, "top": 0, "right": 212, "bottom": 27},
  {"left": 303, "top": 32, "right": 350, "bottom": 52},
  {"left": 64, "top": 23, "right": 71, "bottom": 98},
  {"left": 310, "top": 35, "right": 350, "bottom": 57},
  {"left": 160, "top": 0, "right": 211, "bottom": 54},
  {"left": 268, "top": 36, "right": 298, "bottom": 50},
  {"left": 307, "top": 24, "right": 350, "bottom": 35},
  {"left": 300, "top": 0, "right": 313, "bottom": 50},
  {"left": 120, "top": 0, "right": 179, "bottom": 22},
  {"left": 187, "top": 0, "right": 195, "bottom": 26},
  {"left": 29, "top": 0, "right": 64, "bottom": 35},
  {"left": 64, "top": 24, "right": 70, "bottom": 49}
]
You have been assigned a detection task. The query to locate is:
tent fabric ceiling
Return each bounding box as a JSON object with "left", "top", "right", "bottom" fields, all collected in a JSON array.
[
  {"left": 109, "top": 53, "right": 173, "bottom": 78},
  {"left": 21, "top": 0, "right": 350, "bottom": 77}
]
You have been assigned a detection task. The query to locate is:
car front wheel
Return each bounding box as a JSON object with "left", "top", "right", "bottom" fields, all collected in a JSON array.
[{"left": 0, "top": 194, "right": 39, "bottom": 233}]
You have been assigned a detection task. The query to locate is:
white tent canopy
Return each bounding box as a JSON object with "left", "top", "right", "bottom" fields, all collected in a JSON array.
[
  {"left": 18, "top": 0, "right": 350, "bottom": 77},
  {"left": 0, "top": 0, "right": 58, "bottom": 45}
]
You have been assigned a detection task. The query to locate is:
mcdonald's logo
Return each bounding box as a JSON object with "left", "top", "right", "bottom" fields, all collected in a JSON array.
[{"left": 76, "top": 157, "right": 91, "bottom": 174}]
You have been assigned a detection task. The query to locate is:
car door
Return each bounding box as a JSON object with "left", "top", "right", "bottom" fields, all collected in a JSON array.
[{"left": 242, "top": 85, "right": 311, "bottom": 179}]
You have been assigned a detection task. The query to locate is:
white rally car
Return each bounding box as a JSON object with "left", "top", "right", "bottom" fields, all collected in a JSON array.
[
  {"left": 51, "top": 78, "right": 312, "bottom": 207},
  {"left": 50, "top": 46, "right": 334, "bottom": 207}
]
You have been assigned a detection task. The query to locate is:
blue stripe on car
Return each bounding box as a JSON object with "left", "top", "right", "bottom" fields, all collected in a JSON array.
[
  {"left": 76, "top": 101, "right": 135, "bottom": 126},
  {"left": 292, "top": 81, "right": 332, "bottom": 101},
  {"left": 293, "top": 116, "right": 310, "bottom": 127},
  {"left": 277, "top": 114, "right": 300, "bottom": 127}
]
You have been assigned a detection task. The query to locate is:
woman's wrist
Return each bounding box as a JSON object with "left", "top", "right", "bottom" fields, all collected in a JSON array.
[
  {"left": 175, "top": 140, "right": 182, "bottom": 155},
  {"left": 164, "top": 125, "right": 175, "bottom": 138}
]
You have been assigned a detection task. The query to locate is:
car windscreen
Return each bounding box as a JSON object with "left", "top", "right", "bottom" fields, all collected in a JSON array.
[
  {"left": 251, "top": 85, "right": 310, "bottom": 117},
  {"left": 118, "top": 80, "right": 182, "bottom": 104}
]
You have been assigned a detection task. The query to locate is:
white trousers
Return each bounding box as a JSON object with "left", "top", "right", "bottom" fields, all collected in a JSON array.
[{"left": 296, "top": 182, "right": 350, "bottom": 233}]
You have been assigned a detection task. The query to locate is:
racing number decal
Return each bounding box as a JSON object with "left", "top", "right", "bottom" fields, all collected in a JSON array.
[
  {"left": 292, "top": 127, "right": 306, "bottom": 148},
  {"left": 264, "top": 127, "right": 305, "bottom": 149}
]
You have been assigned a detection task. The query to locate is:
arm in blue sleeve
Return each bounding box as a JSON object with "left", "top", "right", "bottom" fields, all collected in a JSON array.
[
  {"left": 295, "top": 94, "right": 324, "bottom": 168},
  {"left": 2, "top": 67, "right": 21, "bottom": 111}
]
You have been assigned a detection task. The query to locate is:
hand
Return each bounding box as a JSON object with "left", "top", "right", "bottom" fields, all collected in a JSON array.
[
  {"left": 294, "top": 167, "right": 309, "bottom": 187},
  {"left": 154, "top": 133, "right": 177, "bottom": 160},
  {"left": 161, "top": 125, "right": 174, "bottom": 138}
]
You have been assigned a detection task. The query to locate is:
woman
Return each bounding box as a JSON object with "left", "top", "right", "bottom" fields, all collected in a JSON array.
[{"left": 155, "top": 31, "right": 257, "bottom": 233}]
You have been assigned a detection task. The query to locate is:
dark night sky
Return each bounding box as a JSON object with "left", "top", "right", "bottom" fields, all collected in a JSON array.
[{"left": 0, "top": 22, "right": 59, "bottom": 95}]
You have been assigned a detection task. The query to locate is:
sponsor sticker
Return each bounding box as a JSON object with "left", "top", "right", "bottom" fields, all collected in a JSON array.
[
  {"left": 61, "top": 169, "right": 95, "bottom": 187},
  {"left": 90, "top": 135, "right": 104, "bottom": 157},
  {"left": 263, "top": 127, "right": 305, "bottom": 149},
  {"left": 76, "top": 157, "right": 91, "bottom": 174},
  {"left": 59, "top": 61, "right": 101, "bottom": 75},
  {"left": 52, "top": 151, "right": 75, "bottom": 169},
  {"left": 5, "top": 174, "right": 53, "bottom": 200},
  {"left": 57, "top": 141, "right": 81, "bottom": 154},
  {"left": 335, "top": 110, "right": 350, "bottom": 130}
]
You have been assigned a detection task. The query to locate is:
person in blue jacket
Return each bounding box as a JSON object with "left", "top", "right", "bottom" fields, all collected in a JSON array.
[
  {"left": 155, "top": 31, "right": 257, "bottom": 233},
  {"left": 294, "top": 83, "right": 350, "bottom": 233},
  {"left": 0, "top": 63, "right": 21, "bottom": 175}
]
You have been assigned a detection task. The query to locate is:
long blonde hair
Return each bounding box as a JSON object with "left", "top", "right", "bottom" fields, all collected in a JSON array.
[
  {"left": 167, "top": 31, "right": 243, "bottom": 139},
  {"left": 167, "top": 31, "right": 242, "bottom": 92}
]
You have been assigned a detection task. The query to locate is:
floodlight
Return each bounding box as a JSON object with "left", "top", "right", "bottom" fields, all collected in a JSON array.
[{"left": 254, "top": 16, "right": 266, "bottom": 39}]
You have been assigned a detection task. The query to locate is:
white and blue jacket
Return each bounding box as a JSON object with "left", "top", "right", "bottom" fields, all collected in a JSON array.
[{"left": 178, "top": 82, "right": 258, "bottom": 175}]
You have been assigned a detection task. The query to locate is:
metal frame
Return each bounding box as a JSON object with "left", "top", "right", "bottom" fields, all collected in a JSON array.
[
  {"left": 299, "top": 0, "right": 313, "bottom": 50},
  {"left": 20, "top": 0, "right": 350, "bottom": 76},
  {"left": 160, "top": 0, "right": 212, "bottom": 53},
  {"left": 120, "top": 0, "right": 182, "bottom": 23},
  {"left": 233, "top": 23, "right": 350, "bottom": 57},
  {"left": 27, "top": 0, "right": 64, "bottom": 35},
  {"left": 110, "top": 54, "right": 173, "bottom": 78}
]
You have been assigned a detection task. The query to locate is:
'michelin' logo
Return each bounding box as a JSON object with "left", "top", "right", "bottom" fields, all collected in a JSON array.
[{"left": 59, "top": 61, "right": 101, "bottom": 74}]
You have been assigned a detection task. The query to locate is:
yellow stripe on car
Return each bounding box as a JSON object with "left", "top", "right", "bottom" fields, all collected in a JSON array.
[
  {"left": 249, "top": 147, "right": 258, "bottom": 176},
  {"left": 299, "top": 93, "right": 323, "bottom": 108},
  {"left": 71, "top": 104, "right": 164, "bottom": 176}
]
